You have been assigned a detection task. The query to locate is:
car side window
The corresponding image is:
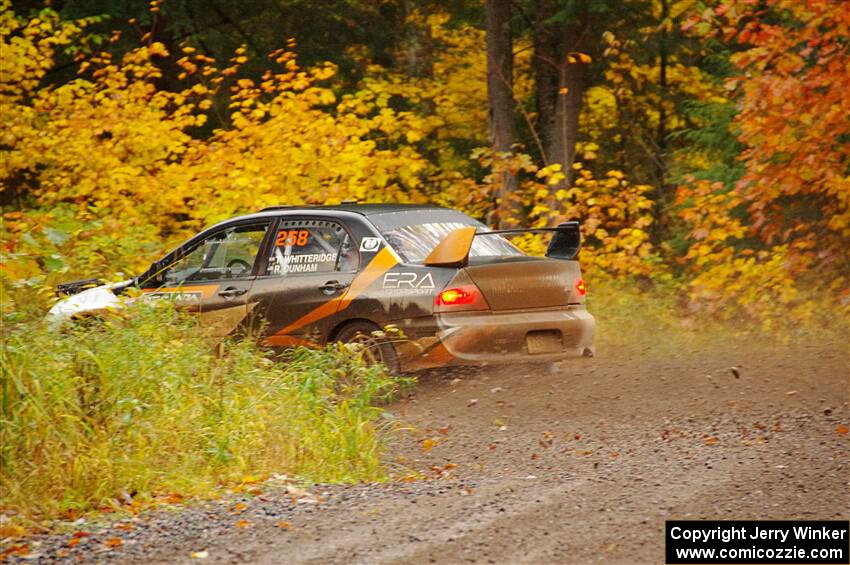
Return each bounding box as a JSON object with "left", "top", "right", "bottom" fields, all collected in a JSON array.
[
  {"left": 266, "top": 220, "right": 358, "bottom": 276},
  {"left": 163, "top": 223, "right": 270, "bottom": 284}
]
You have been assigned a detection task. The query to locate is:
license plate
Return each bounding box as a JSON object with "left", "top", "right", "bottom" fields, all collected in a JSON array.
[{"left": 526, "top": 330, "right": 563, "bottom": 354}]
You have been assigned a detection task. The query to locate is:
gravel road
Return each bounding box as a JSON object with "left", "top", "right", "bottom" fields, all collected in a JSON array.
[{"left": 10, "top": 337, "right": 849, "bottom": 564}]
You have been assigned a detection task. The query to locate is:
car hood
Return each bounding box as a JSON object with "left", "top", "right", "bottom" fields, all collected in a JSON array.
[{"left": 46, "top": 280, "right": 133, "bottom": 328}]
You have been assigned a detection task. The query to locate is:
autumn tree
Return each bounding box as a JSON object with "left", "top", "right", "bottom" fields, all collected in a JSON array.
[
  {"left": 673, "top": 0, "right": 849, "bottom": 325},
  {"left": 720, "top": 0, "right": 849, "bottom": 266}
]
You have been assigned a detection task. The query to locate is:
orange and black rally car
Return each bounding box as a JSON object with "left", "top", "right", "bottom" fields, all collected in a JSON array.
[{"left": 48, "top": 204, "right": 595, "bottom": 372}]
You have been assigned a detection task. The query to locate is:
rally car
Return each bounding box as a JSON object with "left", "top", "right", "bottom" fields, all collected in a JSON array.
[{"left": 48, "top": 204, "right": 595, "bottom": 372}]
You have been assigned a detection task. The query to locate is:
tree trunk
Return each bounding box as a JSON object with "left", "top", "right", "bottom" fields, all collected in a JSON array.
[
  {"left": 533, "top": 1, "right": 589, "bottom": 205},
  {"left": 656, "top": 0, "right": 669, "bottom": 196},
  {"left": 402, "top": 0, "right": 434, "bottom": 79},
  {"left": 533, "top": 0, "right": 559, "bottom": 168},
  {"left": 485, "top": 0, "right": 519, "bottom": 228}
]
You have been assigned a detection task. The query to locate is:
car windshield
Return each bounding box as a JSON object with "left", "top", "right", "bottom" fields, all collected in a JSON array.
[{"left": 370, "top": 209, "right": 524, "bottom": 264}]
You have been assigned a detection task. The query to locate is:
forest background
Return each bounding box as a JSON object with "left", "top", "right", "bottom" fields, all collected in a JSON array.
[
  {"left": 0, "top": 0, "right": 848, "bottom": 530},
  {"left": 1, "top": 0, "right": 848, "bottom": 332}
]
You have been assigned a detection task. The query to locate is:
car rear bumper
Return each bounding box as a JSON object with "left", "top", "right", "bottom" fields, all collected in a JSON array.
[{"left": 398, "top": 304, "right": 595, "bottom": 370}]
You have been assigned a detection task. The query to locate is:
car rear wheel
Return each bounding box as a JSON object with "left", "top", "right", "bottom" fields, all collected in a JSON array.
[{"left": 334, "top": 321, "right": 400, "bottom": 374}]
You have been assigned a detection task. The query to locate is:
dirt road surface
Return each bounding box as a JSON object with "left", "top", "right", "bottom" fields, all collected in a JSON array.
[{"left": 16, "top": 338, "right": 849, "bottom": 564}]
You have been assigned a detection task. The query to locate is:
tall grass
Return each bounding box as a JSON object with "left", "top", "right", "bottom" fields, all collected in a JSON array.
[
  {"left": 586, "top": 277, "right": 846, "bottom": 354},
  {"left": 0, "top": 302, "right": 405, "bottom": 521}
]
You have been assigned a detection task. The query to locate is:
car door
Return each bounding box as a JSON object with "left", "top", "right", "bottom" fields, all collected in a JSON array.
[
  {"left": 142, "top": 220, "right": 273, "bottom": 337},
  {"left": 248, "top": 217, "right": 360, "bottom": 347}
]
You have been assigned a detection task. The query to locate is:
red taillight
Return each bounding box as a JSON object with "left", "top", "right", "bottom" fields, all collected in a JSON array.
[
  {"left": 575, "top": 278, "right": 586, "bottom": 296},
  {"left": 437, "top": 287, "right": 475, "bottom": 306},
  {"left": 434, "top": 284, "right": 489, "bottom": 312}
]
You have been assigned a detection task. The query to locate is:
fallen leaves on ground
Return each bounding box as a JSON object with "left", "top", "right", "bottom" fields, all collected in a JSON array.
[
  {"left": 431, "top": 463, "right": 457, "bottom": 479},
  {"left": 1, "top": 542, "right": 30, "bottom": 557},
  {"left": 163, "top": 493, "right": 185, "bottom": 504},
  {"left": 420, "top": 437, "right": 439, "bottom": 452},
  {"left": 285, "top": 484, "right": 324, "bottom": 504},
  {"left": 0, "top": 524, "right": 25, "bottom": 538}
]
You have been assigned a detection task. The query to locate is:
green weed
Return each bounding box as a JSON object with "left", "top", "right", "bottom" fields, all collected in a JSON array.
[{"left": 0, "top": 301, "right": 407, "bottom": 523}]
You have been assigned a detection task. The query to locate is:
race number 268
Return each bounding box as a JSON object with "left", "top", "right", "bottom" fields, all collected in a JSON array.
[{"left": 276, "top": 230, "right": 309, "bottom": 247}]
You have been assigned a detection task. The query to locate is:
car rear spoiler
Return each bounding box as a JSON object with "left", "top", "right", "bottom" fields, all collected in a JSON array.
[{"left": 424, "top": 221, "right": 581, "bottom": 267}]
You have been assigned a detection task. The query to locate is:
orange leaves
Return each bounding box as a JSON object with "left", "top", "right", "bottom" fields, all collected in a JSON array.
[
  {"left": 690, "top": 0, "right": 850, "bottom": 309},
  {"left": 566, "top": 52, "right": 592, "bottom": 64},
  {"left": 0, "top": 542, "right": 30, "bottom": 558},
  {"left": 430, "top": 462, "right": 457, "bottom": 479},
  {"left": 420, "top": 437, "right": 440, "bottom": 452},
  {"left": 159, "top": 493, "right": 185, "bottom": 505}
]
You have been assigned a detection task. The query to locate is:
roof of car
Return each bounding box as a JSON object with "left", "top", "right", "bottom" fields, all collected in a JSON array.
[
  {"left": 206, "top": 203, "right": 465, "bottom": 234},
  {"left": 257, "top": 203, "right": 445, "bottom": 216}
]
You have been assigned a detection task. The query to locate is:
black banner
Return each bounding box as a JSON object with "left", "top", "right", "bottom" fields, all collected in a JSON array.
[{"left": 666, "top": 520, "right": 849, "bottom": 564}]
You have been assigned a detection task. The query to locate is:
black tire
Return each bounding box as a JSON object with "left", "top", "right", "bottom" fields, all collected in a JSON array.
[{"left": 334, "top": 321, "right": 401, "bottom": 374}]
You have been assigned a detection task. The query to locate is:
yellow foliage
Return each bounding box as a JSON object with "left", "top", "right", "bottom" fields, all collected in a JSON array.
[
  {"left": 674, "top": 179, "right": 847, "bottom": 330},
  {"left": 1, "top": 2, "right": 843, "bottom": 338},
  {"left": 475, "top": 152, "right": 659, "bottom": 278},
  {"left": 0, "top": 6, "right": 437, "bottom": 250}
]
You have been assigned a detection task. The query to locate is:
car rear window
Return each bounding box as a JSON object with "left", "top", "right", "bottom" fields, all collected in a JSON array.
[{"left": 369, "top": 209, "right": 524, "bottom": 264}]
